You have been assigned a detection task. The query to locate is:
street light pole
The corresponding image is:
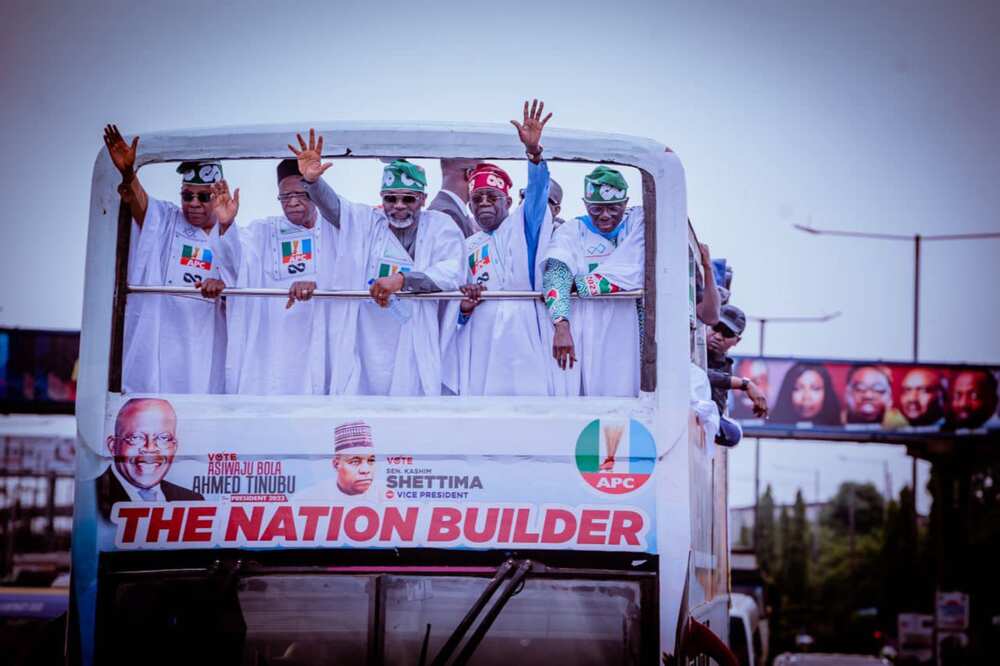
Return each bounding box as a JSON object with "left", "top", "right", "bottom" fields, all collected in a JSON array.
[{"left": 794, "top": 224, "right": 1000, "bottom": 540}]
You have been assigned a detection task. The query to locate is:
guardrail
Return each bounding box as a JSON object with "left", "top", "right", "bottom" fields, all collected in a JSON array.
[{"left": 127, "top": 286, "right": 644, "bottom": 300}]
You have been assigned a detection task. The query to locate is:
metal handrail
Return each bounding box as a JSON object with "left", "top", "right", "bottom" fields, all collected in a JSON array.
[{"left": 127, "top": 285, "right": 644, "bottom": 300}]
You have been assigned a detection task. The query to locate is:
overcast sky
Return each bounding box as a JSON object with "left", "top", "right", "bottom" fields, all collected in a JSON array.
[{"left": 3, "top": 0, "right": 998, "bottom": 512}]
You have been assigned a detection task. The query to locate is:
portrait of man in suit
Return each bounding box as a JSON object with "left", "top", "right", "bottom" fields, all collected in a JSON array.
[{"left": 97, "top": 397, "right": 203, "bottom": 520}]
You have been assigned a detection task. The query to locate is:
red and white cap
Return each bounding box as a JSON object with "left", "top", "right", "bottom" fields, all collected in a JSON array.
[{"left": 468, "top": 163, "right": 513, "bottom": 196}]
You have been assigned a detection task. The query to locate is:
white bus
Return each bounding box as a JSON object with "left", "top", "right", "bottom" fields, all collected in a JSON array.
[{"left": 69, "top": 122, "right": 735, "bottom": 665}]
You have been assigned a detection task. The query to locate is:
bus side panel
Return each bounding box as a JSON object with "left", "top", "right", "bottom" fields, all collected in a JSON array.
[{"left": 653, "top": 151, "right": 692, "bottom": 660}]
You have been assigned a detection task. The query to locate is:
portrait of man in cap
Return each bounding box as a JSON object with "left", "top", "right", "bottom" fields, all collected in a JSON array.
[
  {"left": 299, "top": 421, "right": 377, "bottom": 498},
  {"left": 96, "top": 398, "right": 203, "bottom": 520}
]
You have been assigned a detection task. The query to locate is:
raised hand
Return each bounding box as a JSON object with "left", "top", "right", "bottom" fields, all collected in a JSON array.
[
  {"left": 211, "top": 180, "right": 240, "bottom": 226},
  {"left": 103, "top": 124, "right": 139, "bottom": 179},
  {"left": 288, "top": 128, "right": 333, "bottom": 183},
  {"left": 510, "top": 99, "right": 552, "bottom": 156}
]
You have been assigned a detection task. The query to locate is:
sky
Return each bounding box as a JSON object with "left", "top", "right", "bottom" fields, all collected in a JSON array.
[{"left": 3, "top": 0, "right": 999, "bottom": 513}]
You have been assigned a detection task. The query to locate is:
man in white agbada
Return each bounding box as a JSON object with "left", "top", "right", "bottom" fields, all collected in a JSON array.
[
  {"left": 102, "top": 125, "right": 237, "bottom": 394},
  {"left": 213, "top": 159, "right": 335, "bottom": 394},
  {"left": 289, "top": 130, "right": 464, "bottom": 395},
  {"left": 443, "top": 100, "right": 559, "bottom": 396},
  {"left": 542, "top": 166, "right": 645, "bottom": 397}
]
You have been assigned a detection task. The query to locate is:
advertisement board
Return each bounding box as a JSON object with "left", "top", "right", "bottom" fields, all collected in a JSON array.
[
  {"left": 730, "top": 356, "right": 1000, "bottom": 442},
  {"left": 82, "top": 396, "right": 660, "bottom": 554},
  {"left": 0, "top": 328, "right": 79, "bottom": 415}
]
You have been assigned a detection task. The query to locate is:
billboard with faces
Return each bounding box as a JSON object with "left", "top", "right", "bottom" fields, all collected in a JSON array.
[
  {"left": 730, "top": 356, "right": 1000, "bottom": 441},
  {"left": 0, "top": 328, "right": 79, "bottom": 415}
]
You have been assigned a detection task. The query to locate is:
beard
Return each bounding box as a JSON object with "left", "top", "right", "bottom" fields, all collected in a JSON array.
[{"left": 387, "top": 210, "right": 418, "bottom": 229}]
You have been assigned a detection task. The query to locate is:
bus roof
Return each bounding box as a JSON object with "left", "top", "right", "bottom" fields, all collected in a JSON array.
[{"left": 114, "top": 121, "right": 678, "bottom": 174}]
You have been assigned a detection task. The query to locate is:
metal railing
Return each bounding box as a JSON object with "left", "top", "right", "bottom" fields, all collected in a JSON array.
[{"left": 127, "top": 286, "right": 644, "bottom": 300}]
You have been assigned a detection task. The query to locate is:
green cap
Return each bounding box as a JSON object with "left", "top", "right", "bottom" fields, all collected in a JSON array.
[
  {"left": 381, "top": 159, "right": 427, "bottom": 193},
  {"left": 583, "top": 166, "right": 628, "bottom": 203},
  {"left": 176, "top": 161, "right": 224, "bottom": 185}
]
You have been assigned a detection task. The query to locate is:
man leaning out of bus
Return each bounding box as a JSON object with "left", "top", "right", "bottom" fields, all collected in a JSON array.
[{"left": 102, "top": 125, "right": 237, "bottom": 394}]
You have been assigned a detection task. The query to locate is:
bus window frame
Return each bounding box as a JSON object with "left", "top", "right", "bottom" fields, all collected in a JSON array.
[{"left": 105, "top": 156, "right": 660, "bottom": 396}]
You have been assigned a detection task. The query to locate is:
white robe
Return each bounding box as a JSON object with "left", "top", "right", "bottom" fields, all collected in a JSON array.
[
  {"left": 326, "top": 198, "right": 464, "bottom": 396},
  {"left": 543, "top": 207, "right": 645, "bottom": 397},
  {"left": 122, "top": 198, "right": 226, "bottom": 394},
  {"left": 215, "top": 216, "right": 337, "bottom": 394},
  {"left": 442, "top": 205, "right": 557, "bottom": 396}
]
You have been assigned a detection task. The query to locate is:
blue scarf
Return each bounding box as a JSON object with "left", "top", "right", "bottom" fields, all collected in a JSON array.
[{"left": 578, "top": 215, "right": 624, "bottom": 243}]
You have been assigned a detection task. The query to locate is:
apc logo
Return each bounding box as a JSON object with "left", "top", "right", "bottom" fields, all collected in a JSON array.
[{"left": 575, "top": 419, "right": 655, "bottom": 495}]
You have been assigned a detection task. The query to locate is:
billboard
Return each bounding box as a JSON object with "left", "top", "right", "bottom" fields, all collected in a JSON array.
[
  {"left": 730, "top": 356, "right": 1000, "bottom": 441},
  {"left": 0, "top": 328, "right": 79, "bottom": 415},
  {"left": 80, "top": 396, "right": 660, "bottom": 554}
]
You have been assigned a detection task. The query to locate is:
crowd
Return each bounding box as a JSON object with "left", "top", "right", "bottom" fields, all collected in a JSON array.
[{"left": 102, "top": 101, "right": 649, "bottom": 398}]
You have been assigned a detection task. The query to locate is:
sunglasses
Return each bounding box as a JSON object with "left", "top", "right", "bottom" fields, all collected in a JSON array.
[
  {"left": 382, "top": 194, "right": 418, "bottom": 205},
  {"left": 181, "top": 191, "right": 213, "bottom": 203},
  {"left": 277, "top": 192, "right": 310, "bottom": 203},
  {"left": 713, "top": 323, "right": 737, "bottom": 338}
]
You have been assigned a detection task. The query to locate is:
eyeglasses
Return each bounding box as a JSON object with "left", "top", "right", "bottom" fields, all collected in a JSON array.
[
  {"left": 277, "top": 192, "right": 310, "bottom": 203},
  {"left": 382, "top": 194, "right": 418, "bottom": 205},
  {"left": 181, "top": 191, "right": 213, "bottom": 203},
  {"left": 548, "top": 198, "right": 560, "bottom": 207},
  {"left": 712, "top": 323, "right": 737, "bottom": 338},
  {"left": 585, "top": 203, "right": 624, "bottom": 217},
  {"left": 118, "top": 432, "right": 176, "bottom": 448},
  {"left": 471, "top": 191, "right": 502, "bottom": 205},
  {"left": 848, "top": 383, "right": 889, "bottom": 396}
]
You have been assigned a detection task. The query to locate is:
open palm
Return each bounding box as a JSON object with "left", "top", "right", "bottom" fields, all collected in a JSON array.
[
  {"left": 288, "top": 128, "right": 333, "bottom": 183},
  {"left": 510, "top": 99, "right": 552, "bottom": 152},
  {"left": 103, "top": 124, "right": 138, "bottom": 176}
]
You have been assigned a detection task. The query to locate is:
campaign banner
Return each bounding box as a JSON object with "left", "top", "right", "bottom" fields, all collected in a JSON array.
[
  {"left": 0, "top": 328, "right": 78, "bottom": 415},
  {"left": 86, "top": 396, "right": 660, "bottom": 554},
  {"left": 729, "top": 356, "right": 1000, "bottom": 441}
]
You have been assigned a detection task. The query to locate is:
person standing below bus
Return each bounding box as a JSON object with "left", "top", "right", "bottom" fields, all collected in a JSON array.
[
  {"left": 289, "top": 130, "right": 464, "bottom": 395},
  {"left": 443, "top": 100, "right": 556, "bottom": 395},
  {"left": 541, "top": 166, "right": 645, "bottom": 396},
  {"left": 102, "top": 125, "right": 236, "bottom": 394},
  {"left": 212, "top": 159, "right": 336, "bottom": 394}
]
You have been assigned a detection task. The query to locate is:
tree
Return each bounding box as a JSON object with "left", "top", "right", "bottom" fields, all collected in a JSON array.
[
  {"left": 821, "top": 481, "right": 884, "bottom": 539},
  {"left": 782, "top": 490, "right": 810, "bottom": 605},
  {"left": 756, "top": 484, "right": 778, "bottom": 574}
]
